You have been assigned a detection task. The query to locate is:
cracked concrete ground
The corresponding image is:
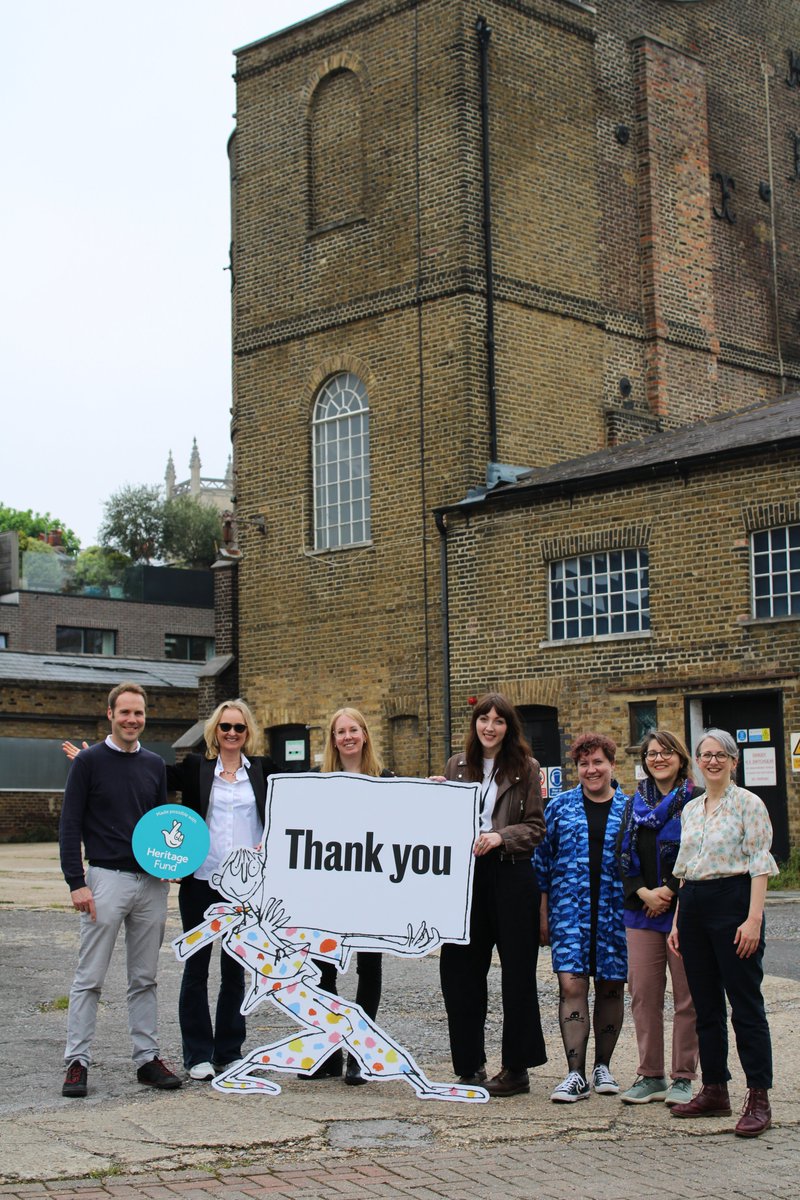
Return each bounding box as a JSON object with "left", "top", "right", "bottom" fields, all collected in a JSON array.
[{"left": 1, "top": 843, "right": 798, "bottom": 1195}]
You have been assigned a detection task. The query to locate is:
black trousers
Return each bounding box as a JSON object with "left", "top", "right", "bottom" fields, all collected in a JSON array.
[
  {"left": 678, "top": 875, "right": 772, "bottom": 1089},
  {"left": 439, "top": 853, "right": 546, "bottom": 1077},
  {"left": 316, "top": 952, "right": 382, "bottom": 1020},
  {"left": 178, "top": 877, "right": 246, "bottom": 1069}
]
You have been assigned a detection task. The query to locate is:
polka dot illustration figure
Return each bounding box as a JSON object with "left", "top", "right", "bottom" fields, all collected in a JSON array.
[{"left": 173, "top": 847, "right": 488, "bottom": 1102}]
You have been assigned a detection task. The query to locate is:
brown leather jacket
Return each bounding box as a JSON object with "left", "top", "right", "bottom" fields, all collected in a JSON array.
[{"left": 444, "top": 754, "right": 545, "bottom": 858}]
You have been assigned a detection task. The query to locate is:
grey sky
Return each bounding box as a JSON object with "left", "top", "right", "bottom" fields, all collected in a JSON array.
[{"left": 1, "top": 0, "right": 330, "bottom": 548}]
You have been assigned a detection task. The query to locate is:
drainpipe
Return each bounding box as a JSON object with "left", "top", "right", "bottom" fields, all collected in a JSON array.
[
  {"left": 476, "top": 16, "right": 498, "bottom": 463},
  {"left": 435, "top": 511, "right": 452, "bottom": 762}
]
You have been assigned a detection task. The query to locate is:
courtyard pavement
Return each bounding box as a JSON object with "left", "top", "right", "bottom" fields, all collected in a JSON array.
[{"left": 1, "top": 844, "right": 798, "bottom": 1199}]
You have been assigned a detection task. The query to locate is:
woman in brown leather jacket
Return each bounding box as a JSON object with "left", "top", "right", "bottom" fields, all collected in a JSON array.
[{"left": 438, "top": 692, "right": 547, "bottom": 1097}]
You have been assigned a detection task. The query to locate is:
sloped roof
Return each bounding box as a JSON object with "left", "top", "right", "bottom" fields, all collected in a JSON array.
[
  {"left": 0, "top": 650, "right": 203, "bottom": 689},
  {"left": 439, "top": 393, "right": 800, "bottom": 513}
]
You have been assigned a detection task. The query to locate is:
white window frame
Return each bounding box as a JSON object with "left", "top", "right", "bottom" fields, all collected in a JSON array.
[
  {"left": 751, "top": 523, "right": 800, "bottom": 619},
  {"left": 312, "top": 372, "right": 371, "bottom": 551},
  {"left": 548, "top": 548, "right": 650, "bottom": 641}
]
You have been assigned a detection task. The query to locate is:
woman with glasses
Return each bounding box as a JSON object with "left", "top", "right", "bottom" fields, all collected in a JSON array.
[
  {"left": 167, "top": 699, "right": 276, "bottom": 1081},
  {"left": 667, "top": 728, "right": 778, "bottom": 1137},
  {"left": 617, "top": 730, "right": 698, "bottom": 1105}
]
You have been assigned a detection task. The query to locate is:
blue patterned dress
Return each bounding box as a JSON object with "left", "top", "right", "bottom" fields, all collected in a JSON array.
[{"left": 534, "top": 783, "right": 628, "bottom": 980}]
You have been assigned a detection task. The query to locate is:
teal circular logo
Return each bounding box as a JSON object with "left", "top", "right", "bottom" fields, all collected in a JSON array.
[{"left": 132, "top": 805, "right": 210, "bottom": 878}]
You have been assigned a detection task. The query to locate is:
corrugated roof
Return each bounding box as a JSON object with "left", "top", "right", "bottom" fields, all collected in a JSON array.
[
  {"left": 440, "top": 392, "right": 800, "bottom": 512},
  {"left": 0, "top": 651, "right": 202, "bottom": 689}
]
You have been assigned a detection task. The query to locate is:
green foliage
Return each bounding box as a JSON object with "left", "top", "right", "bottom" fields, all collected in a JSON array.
[
  {"left": 20, "top": 541, "right": 67, "bottom": 590},
  {"left": 69, "top": 545, "right": 131, "bottom": 595},
  {"left": 768, "top": 847, "right": 800, "bottom": 890},
  {"left": 0, "top": 503, "right": 80, "bottom": 554},
  {"left": 98, "top": 485, "right": 165, "bottom": 563},
  {"left": 162, "top": 495, "right": 221, "bottom": 567}
]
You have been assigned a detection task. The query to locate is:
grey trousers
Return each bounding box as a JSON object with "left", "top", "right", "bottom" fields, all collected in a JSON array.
[{"left": 64, "top": 866, "right": 169, "bottom": 1068}]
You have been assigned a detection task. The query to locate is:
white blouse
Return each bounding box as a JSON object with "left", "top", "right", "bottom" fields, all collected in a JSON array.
[
  {"left": 672, "top": 783, "right": 779, "bottom": 882},
  {"left": 195, "top": 755, "right": 261, "bottom": 881}
]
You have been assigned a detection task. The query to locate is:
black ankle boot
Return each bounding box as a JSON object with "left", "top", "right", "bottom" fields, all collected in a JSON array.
[
  {"left": 297, "top": 1048, "right": 344, "bottom": 1080},
  {"left": 345, "top": 1054, "right": 366, "bottom": 1086}
]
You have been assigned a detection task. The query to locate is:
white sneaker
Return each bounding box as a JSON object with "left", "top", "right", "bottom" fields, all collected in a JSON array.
[
  {"left": 551, "top": 1071, "right": 591, "bottom": 1103},
  {"left": 188, "top": 1061, "right": 215, "bottom": 1081},
  {"left": 592, "top": 1064, "right": 620, "bottom": 1094}
]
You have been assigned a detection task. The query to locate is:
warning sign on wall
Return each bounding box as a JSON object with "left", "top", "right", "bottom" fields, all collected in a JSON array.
[{"left": 791, "top": 731, "right": 800, "bottom": 774}]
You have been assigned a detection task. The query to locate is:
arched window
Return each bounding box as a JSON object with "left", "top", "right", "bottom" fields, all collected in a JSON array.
[{"left": 312, "top": 373, "right": 371, "bottom": 550}]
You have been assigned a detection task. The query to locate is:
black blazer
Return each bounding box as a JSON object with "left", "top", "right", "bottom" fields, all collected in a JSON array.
[{"left": 166, "top": 753, "right": 276, "bottom": 876}]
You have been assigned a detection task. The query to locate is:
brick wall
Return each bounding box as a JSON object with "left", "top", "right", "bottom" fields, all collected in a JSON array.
[
  {"left": 229, "top": 0, "right": 800, "bottom": 785},
  {"left": 442, "top": 446, "right": 800, "bottom": 847},
  {"left": 1, "top": 590, "right": 213, "bottom": 658}
]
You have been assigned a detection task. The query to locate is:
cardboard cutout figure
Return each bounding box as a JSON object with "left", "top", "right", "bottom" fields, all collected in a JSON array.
[{"left": 174, "top": 774, "right": 487, "bottom": 1103}]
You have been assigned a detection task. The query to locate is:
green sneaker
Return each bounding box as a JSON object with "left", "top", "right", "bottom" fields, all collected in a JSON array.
[
  {"left": 621, "top": 1075, "right": 669, "bottom": 1104},
  {"left": 664, "top": 1078, "right": 693, "bottom": 1106}
]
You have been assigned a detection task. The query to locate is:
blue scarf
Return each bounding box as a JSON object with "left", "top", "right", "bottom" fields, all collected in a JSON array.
[{"left": 619, "top": 777, "right": 692, "bottom": 882}]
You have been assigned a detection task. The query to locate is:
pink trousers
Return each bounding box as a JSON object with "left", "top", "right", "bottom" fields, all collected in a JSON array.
[{"left": 626, "top": 926, "right": 698, "bottom": 1080}]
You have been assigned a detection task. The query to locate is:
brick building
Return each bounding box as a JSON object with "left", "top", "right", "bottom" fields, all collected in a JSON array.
[
  {"left": 226, "top": 0, "right": 800, "bottom": 850},
  {"left": 0, "top": 543, "right": 218, "bottom": 840}
]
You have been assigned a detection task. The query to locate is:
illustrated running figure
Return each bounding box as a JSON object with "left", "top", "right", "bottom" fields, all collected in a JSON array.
[{"left": 174, "top": 847, "right": 488, "bottom": 1102}]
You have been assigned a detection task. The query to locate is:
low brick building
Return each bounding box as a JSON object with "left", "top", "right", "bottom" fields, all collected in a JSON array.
[
  {"left": 436, "top": 394, "right": 800, "bottom": 860},
  {"left": 0, "top": 653, "right": 204, "bottom": 842}
]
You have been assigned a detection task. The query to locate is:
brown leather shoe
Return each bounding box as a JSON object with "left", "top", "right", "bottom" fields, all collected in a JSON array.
[
  {"left": 734, "top": 1088, "right": 772, "bottom": 1137},
  {"left": 485, "top": 1067, "right": 530, "bottom": 1097},
  {"left": 671, "top": 1083, "right": 731, "bottom": 1118}
]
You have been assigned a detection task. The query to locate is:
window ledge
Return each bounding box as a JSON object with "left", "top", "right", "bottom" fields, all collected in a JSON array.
[
  {"left": 305, "top": 540, "right": 374, "bottom": 558},
  {"left": 738, "top": 614, "right": 800, "bottom": 628},
  {"left": 539, "top": 629, "right": 652, "bottom": 649}
]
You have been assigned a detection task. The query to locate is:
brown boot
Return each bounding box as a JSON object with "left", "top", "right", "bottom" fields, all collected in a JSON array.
[
  {"left": 734, "top": 1088, "right": 771, "bottom": 1137},
  {"left": 485, "top": 1067, "right": 530, "bottom": 1097},
  {"left": 671, "top": 1082, "right": 731, "bottom": 1118}
]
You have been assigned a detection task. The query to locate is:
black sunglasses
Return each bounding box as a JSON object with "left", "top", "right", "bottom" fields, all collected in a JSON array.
[{"left": 218, "top": 722, "right": 247, "bottom": 734}]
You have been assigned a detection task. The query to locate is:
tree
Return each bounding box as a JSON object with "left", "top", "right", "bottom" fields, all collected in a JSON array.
[
  {"left": 0, "top": 503, "right": 80, "bottom": 554},
  {"left": 69, "top": 545, "right": 132, "bottom": 595},
  {"left": 98, "top": 485, "right": 165, "bottom": 563},
  {"left": 162, "top": 495, "right": 221, "bottom": 568}
]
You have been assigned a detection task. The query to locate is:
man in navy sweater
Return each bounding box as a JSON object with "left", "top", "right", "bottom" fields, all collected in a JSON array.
[{"left": 60, "top": 682, "right": 182, "bottom": 1097}]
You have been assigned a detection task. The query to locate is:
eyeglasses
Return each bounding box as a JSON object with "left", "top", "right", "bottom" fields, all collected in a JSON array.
[
  {"left": 698, "top": 751, "right": 730, "bottom": 763},
  {"left": 645, "top": 749, "right": 675, "bottom": 761},
  {"left": 218, "top": 722, "right": 247, "bottom": 734}
]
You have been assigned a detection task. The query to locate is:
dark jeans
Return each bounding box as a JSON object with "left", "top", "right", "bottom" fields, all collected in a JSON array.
[
  {"left": 178, "top": 877, "right": 246, "bottom": 1069},
  {"left": 316, "top": 952, "right": 382, "bottom": 1020},
  {"left": 439, "top": 853, "right": 547, "bottom": 1077},
  {"left": 678, "top": 875, "right": 772, "bottom": 1089}
]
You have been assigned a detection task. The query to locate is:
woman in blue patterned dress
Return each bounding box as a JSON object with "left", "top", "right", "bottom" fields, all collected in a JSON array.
[{"left": 535, "top": 732, "right": 628, "bottom": 1103}]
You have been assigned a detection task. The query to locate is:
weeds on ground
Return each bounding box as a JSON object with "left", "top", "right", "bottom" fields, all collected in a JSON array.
[
  {"left": 39, "top": 996, "right": 70, "bottom": 1012},
  {"left": 768, "top": 848, "right": 800, "bottom": 890}
]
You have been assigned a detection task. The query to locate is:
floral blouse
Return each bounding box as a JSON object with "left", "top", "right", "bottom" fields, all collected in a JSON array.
[{"left": 672, "top": 783, "right": 779, "bottom": 881}]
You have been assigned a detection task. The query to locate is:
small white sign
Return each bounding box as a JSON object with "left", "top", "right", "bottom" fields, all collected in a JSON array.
[
  {"left": 743, "top": 747, "right": 777, "bottom": 788},
  {"left": 284, "top": 739, "right": 306, "bottom": 761}
]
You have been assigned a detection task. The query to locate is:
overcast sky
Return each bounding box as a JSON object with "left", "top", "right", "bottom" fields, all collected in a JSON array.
[{"left": 1, "top": 0, "right": 332, "bottom": 548}]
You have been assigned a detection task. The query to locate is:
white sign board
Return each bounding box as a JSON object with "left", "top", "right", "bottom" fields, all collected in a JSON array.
[
  {"left": 743, "top": 747, "right": 777, "bottom": 788},
  {"left": 262, "top": 772, "right": 480, "bottom": 946}
]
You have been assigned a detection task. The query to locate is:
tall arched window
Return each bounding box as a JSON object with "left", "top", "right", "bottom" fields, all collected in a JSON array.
[{"left": 312, "top": 372, "right": 371, "bottom": 550}]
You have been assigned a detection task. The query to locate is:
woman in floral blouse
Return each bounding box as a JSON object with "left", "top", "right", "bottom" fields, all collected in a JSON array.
[{"left": 668, "top": 727, "right": 779, "bottom": 1138}]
